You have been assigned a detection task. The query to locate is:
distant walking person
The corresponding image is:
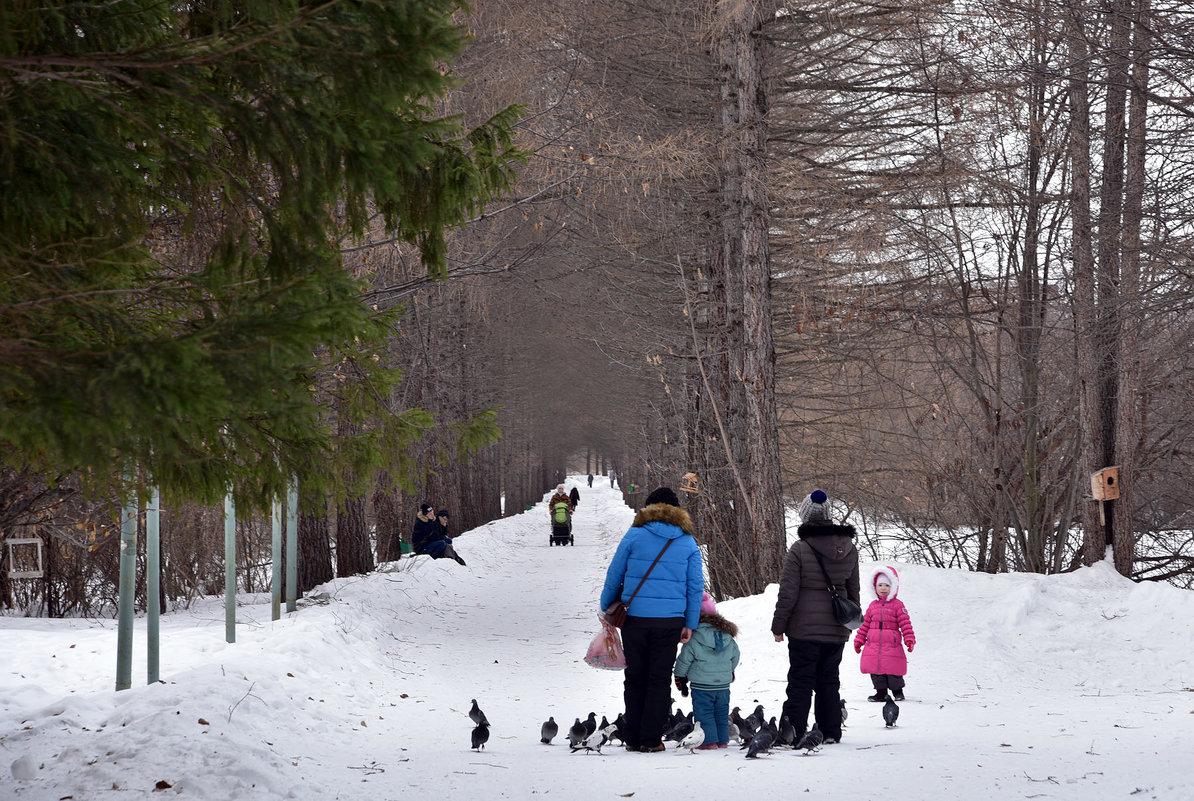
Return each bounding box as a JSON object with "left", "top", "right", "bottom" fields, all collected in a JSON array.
[
  {"left": 548, "top": 484, "right": 571, "bottom": 511},
  {"left": 411, "top": 503, "right": 466, "bottom": 565},
  {"left": 854, "top": 567, "right": 916, "bottom": 701},
  {"left": 771, "top": 490, "right": 859, "bottom": 745},
  {"left": 569, "top": 486, "right": 580, "bottom": 508},
  {"left": 588, "top": 473, "right": 594, "bottom": 488},
  {"left": 600, "top": 487, "right": 703, "bottom": 753}
]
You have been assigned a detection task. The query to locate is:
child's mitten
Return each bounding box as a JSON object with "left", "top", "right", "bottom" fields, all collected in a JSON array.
[
  {"left": 905, "top": 641, "right": 914, "bottom": 652},
  {"left": 854, "top": 641, "right": 863, "bottom": 653},
  {"left": 674, "top": 676, "right": 689, "bottom": 697}
]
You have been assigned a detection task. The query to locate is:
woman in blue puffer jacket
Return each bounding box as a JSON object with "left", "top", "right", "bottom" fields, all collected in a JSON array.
[{"left": 600, "top": 487, "right": 703, "bottom": 752}]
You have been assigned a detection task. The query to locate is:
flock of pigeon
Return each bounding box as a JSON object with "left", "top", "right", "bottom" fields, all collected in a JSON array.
[{"left": 468, "top": 693, "right": 901, "bottom": 757}]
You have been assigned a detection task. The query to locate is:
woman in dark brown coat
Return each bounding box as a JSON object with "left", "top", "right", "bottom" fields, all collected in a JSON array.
[{"left": 771, "top": 490, "right": 860, "bottom": 744}]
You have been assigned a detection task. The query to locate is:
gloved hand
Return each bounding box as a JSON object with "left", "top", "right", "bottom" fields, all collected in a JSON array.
[
  {"left": 854, "top": 641, "right": 863, "bottom": 653},
  {"left": 906, "top": 642, "right": 914, "bottom": 652},
  {"left": 674, "top": 676, "right": 689, "bottom": 697}
]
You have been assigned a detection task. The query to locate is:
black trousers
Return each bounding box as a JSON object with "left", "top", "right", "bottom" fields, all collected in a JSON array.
[
  {"left": 870, "top": 673, "right": 906, "bottom": 694},
  {"left": 620, "top": 617, "right": 684, "bottom": 748},
  {"left": 781, "top": 639, "right": 845, "bottom": 741}
]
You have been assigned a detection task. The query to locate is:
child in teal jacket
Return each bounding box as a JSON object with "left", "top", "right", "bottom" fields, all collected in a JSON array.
[{"left": 674, "top": 593, "right": 740, "bottom": 749}]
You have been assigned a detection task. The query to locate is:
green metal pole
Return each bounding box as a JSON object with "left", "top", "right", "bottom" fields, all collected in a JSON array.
[
  {"left": 115, "top": 492, "right": 137, "bottom": 691},
  {"left": 224, "top": 493, "right": 236, "bottom": 644},
  {"left": 146, "top": 486, "right": 161, "bottom": 684},
  {"left": 271, "top": 497, "right": 282, "bottom": 621},
  {"left": 285, "top": 480, "right": 298, "bottom": 613}
]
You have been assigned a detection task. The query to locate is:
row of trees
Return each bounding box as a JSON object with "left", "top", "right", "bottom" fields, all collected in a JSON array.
[
  {"left": 5, "top": 1, "right": 1194, "bottom": 615},
  {"left": 420, "top": 0, "right": 1194, "bottom": 591}
]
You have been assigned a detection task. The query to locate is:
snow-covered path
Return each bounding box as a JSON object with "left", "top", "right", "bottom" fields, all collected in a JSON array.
[{"left": 3, "top": 477, "right": 1193, "bottom": 800}]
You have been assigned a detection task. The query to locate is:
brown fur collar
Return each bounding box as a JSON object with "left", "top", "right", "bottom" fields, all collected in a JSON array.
[
  {"left": 632, "top": 502, "right": 695, "bottom": 535},
  {"left": 699, "top": 612, "right": 739, "bottom": 637}
]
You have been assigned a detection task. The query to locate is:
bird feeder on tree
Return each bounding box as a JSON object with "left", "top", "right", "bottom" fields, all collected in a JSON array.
[
  {"left": 5, "top": 537, "right": 44, "bottom": 579},
  {"left": 1090, "top": 466, "right": 1120, "bottom": 526},
  {"left": 680, "top": 472, "right": 700, "bottom": 494}
]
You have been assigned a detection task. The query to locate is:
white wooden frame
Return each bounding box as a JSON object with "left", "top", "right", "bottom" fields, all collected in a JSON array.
[{"left": 6, "top": 537, "right": 44, "bottom": 579}]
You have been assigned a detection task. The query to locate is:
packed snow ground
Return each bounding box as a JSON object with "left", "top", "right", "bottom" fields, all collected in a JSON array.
[{"left": 3, "top": 478, "right": 1193, "bottom": 800}]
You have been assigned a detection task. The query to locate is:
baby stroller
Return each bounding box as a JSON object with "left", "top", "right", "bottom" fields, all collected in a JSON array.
[{"left": 549, "top": 499, "right": 573, "bottom": 546}]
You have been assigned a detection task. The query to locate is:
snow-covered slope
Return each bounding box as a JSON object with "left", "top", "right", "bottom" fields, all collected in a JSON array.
[{"left": 3, "top": 478, "right": 1192, "bottom": 800}]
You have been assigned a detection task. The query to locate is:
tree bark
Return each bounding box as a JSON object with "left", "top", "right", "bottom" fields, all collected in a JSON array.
[
  {"left": 1068, "top": 1, "right": 1104, "bottom": 566},
  {"left": 729, "top": 0, "right": 787, "bottom": 585},
  {"left": 297, "top": 492, "right": 333, "bottom": 593},
  {"left": 1112, "top": 0, "right": 1151, "bottom": 576}
]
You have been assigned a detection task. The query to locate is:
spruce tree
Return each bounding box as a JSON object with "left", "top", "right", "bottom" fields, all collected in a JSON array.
[{"left": 0, "top": 1, "right": 522, "bottom": 506}]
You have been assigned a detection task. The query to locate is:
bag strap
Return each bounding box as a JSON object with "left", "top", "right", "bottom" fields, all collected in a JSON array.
[
  {"left": 808, "top": 544, "right": 843, "bottom": 598},
  {"left": 624, "top": 539, "right": 674, "bottom": 608}
]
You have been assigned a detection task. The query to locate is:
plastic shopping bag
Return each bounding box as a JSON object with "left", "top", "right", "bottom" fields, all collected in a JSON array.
[{"left": 584, "top": 617, "right": 627, "bottom": 670}]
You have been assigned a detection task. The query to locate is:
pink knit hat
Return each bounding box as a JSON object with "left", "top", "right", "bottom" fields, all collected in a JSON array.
[{"left": 700, "top": 592, "right": 717, "bottom": 615}]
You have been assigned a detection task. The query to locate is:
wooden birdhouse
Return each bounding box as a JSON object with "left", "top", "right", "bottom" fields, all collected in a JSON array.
[
  {"left": 680, "top": 472, "right": 700, "bottom": 494},
  {"left": 1090, "top": 466, "right": 1120, "bottom": 501}
]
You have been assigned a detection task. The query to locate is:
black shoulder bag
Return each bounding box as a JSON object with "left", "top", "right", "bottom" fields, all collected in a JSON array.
[{"left": 809, "top": 546, "right": 863, "bottom": 630}]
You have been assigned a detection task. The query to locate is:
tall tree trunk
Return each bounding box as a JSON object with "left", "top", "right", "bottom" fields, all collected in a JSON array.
[
  {"left": 1068, "top": 0, "right": 1103, "bottom": 565},
  {"left": 1018, "top": 4, "right": 1049, "bottom": 572},
  {"left": 1094, "top": 0, "right": 1133, "bottom": 529},
  {"left": 716, "top": 0, "right": 784, "bottom": 591},
  {"left": 1112, "top": 0, "right": 1151, "bottom": 577}
]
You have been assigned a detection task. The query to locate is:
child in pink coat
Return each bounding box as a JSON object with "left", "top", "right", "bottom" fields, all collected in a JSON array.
[{"left": 853, "top": 566, "right": 916, "bottom": 702}]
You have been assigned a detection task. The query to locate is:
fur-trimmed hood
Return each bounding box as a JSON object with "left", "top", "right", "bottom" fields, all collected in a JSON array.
[
  {"left": 632, "top": 502, "right": 695, "bottom": 536},
  {"left": 697, "top": 611, "right": 739, "bottom": 638},
  {"left": 869, "top": 565, "right": 901, "bottom": 600}
]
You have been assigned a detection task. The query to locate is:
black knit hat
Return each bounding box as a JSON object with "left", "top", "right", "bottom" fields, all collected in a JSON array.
[
  {"left": 420, "top": 503, "right": 434, "bottom": 515},
  {"left": 436, "top": 509, "right": 449, "bottom": 518},
  {"left": 644, "top": 486, "right": 681, "bottom": 508}
]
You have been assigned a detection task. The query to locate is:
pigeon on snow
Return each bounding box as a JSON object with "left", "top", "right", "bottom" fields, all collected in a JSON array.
[
  {"left": 573, "top": 724, "right": 617, "bottom": 754},
  {"left": 471, "top": 722, "right": 490, "bottom": 750},
  {"left": 469, "top": 699, "right": 489, "bottom": 726},
  {"left": 568, "top": 717, "right": 587, "bottom": 748},
  {"left": 883, "top": 695, "right": 900, "bottom": 728},
  {"left": 795, "top": 723, "right": 823, "bottom": 753},
  {"left": 540, "top": 717, "right": 558, "bottom": 745},
  {"left": 730, "top": 706, "right": 750, "bottom": 730},
  {"left": 777, "top": 715, "right": 797, "bottom": 746},
  {"left": 663, "top": 715, "right": 694, "bottom": 743},
  {"left": 582, "top": 711, "right": 598, "bottom": 736},
  {"left": 840, "top": 698, "right": 849, "bottom": 728},
  {"left": 744, "top": 728, "right": 774, "bottom": 758},
  {"left": 677, "top": 720, "right": 705, "bottom": 753},
  {"left": 608, "top": 713, "right": 625, "bottom": 744},
  {"left": 731, "top": 706, "right": 755, "bottom": 742},
  {"left": 744, "top": 704, "right": 765, "bottom": 732}
]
